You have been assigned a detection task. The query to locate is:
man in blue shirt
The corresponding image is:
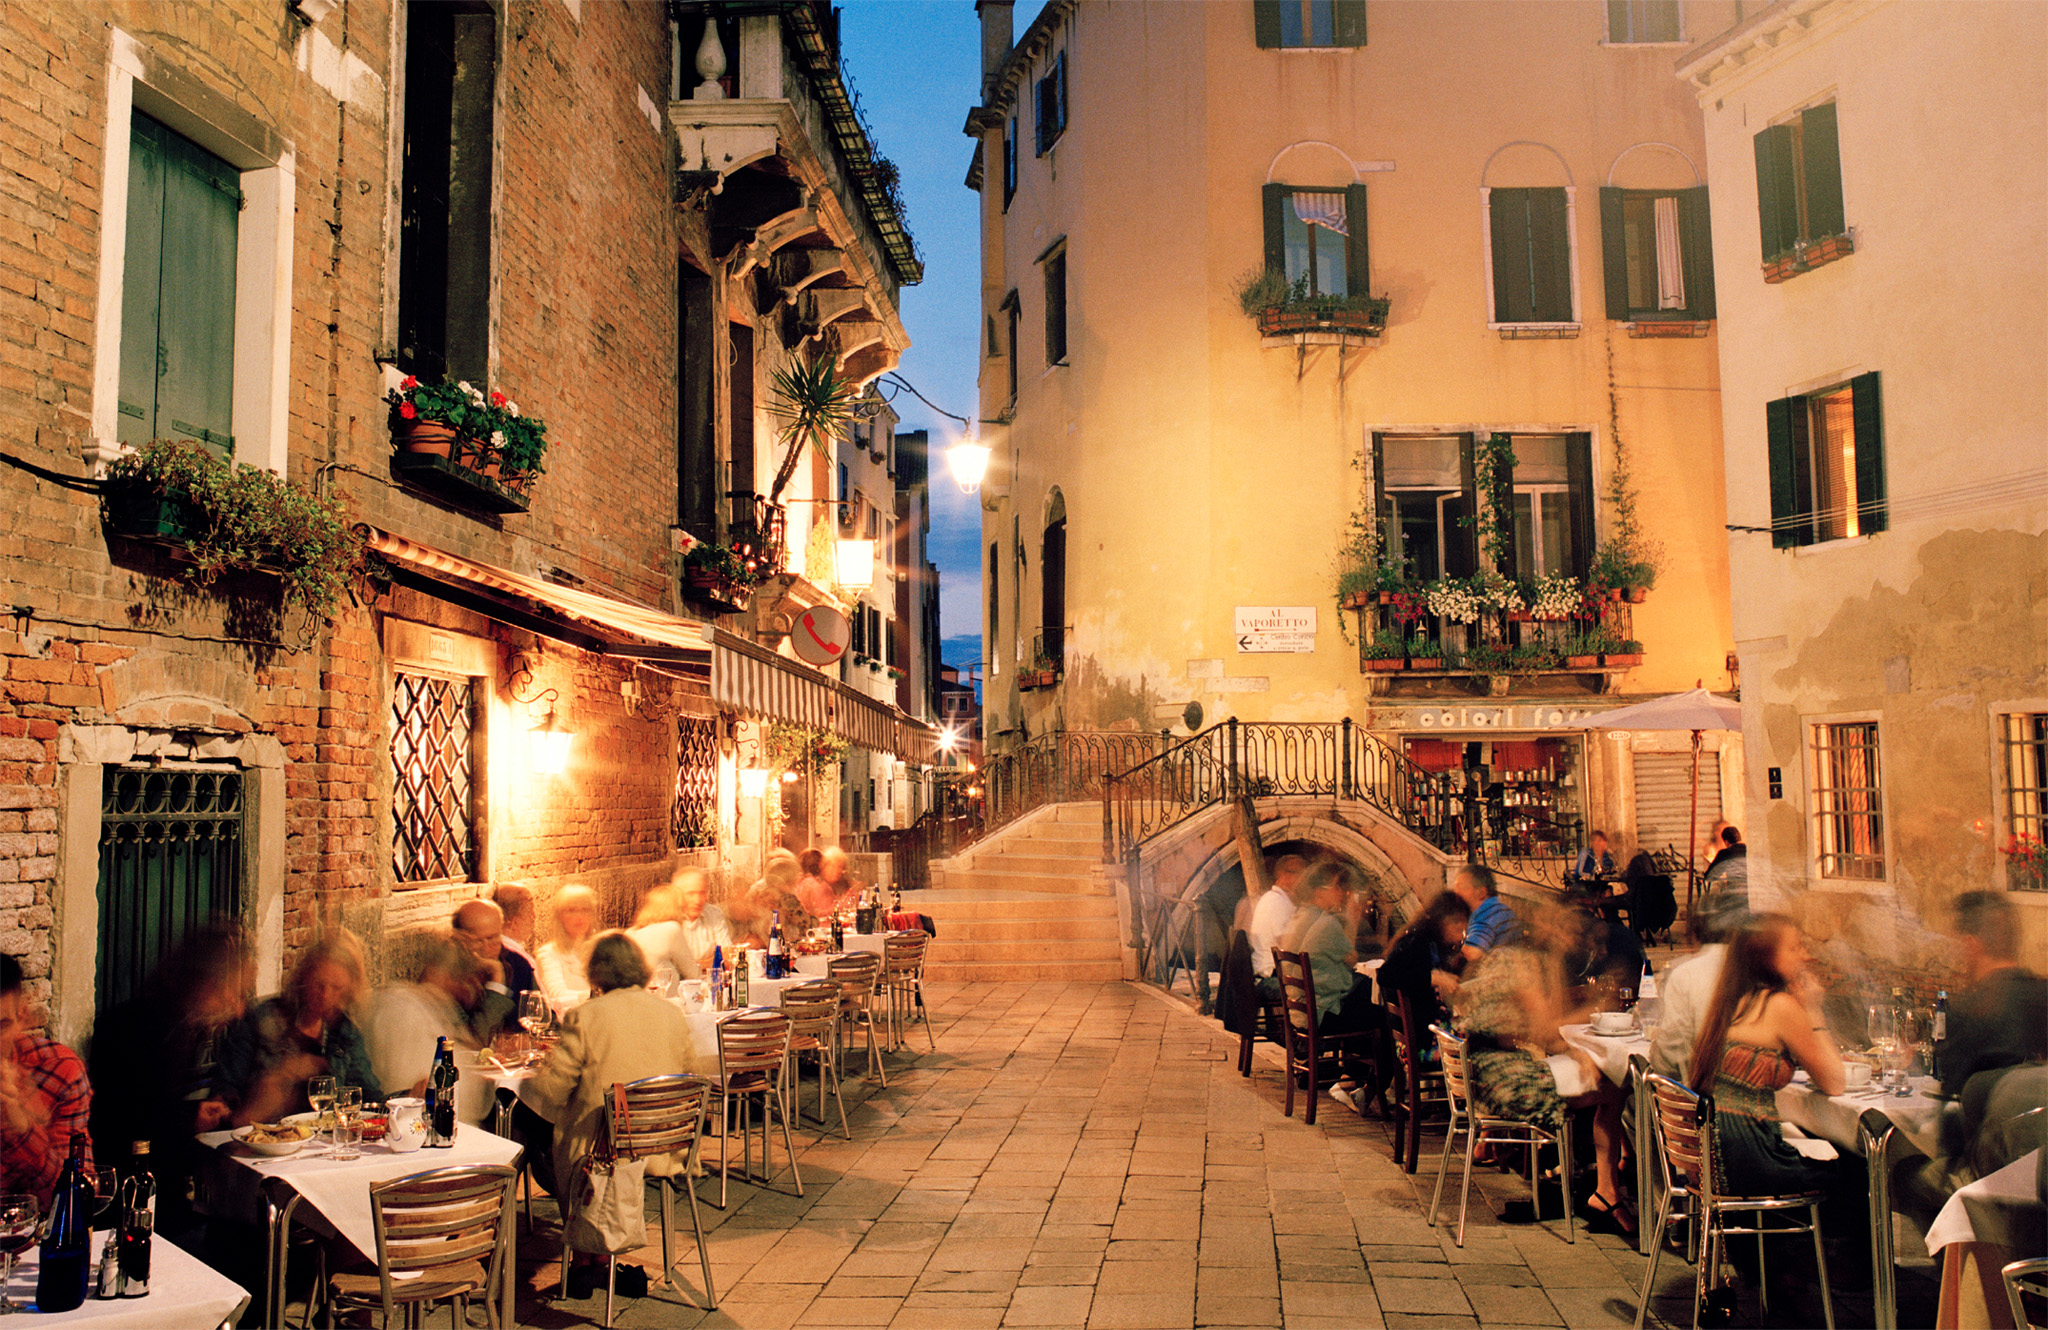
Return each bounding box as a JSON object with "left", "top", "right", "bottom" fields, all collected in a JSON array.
[
  {"left": 1451, "top": 864, "right": 1522, "bottom": 965},
  {"left": 1572, "top": 830, "right": 1617, "bottom": 884}
]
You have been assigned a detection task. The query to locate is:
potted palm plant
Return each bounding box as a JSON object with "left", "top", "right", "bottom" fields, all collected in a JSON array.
[{"left": 766, "top": 356, "right": 860, "bottom": 506}]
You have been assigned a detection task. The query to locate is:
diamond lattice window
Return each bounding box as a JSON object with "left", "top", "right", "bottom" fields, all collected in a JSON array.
[
  {"left": 673, "top": 715, "right": 719, "bottom": 849},
  {"left": 392, "top": 672, "right": 476, "bottom": 884}
]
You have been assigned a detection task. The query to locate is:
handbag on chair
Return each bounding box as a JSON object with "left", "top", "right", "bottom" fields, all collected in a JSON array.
[{"left": 565, "top": 1086, "right": 649, "bottom": 1255}]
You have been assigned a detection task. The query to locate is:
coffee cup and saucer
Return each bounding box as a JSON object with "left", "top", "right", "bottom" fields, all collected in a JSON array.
[{"left": 1591, "top": 1010, "right": 1637, "bottom": 1036}]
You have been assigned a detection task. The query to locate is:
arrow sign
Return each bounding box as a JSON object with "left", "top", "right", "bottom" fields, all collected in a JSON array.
[{"left": 1234, "top": 606, "right": 1317, "bottom": 653}]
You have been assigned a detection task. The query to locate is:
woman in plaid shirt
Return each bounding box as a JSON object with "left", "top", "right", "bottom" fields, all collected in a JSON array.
[{"left": 0, "top": 953, "right": 92, "bottom": 1206}]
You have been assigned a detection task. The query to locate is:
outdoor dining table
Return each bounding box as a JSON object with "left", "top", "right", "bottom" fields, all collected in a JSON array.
[
  {"left": 1560, "top": 1020, "right": 1659, "bottom": 1255},
  {"left": 1778, "top": 1072, "right": 1948, "bottom": 1330},
  {"left": 5, "top": 1232, "right": 250, "bottom": 1327},
  {"left": 196, "top": 1121, "right": 523, "bottom": 1328},
  {"left": 1925, "top": 1148, "right": 2045, "bottom": 1330}
]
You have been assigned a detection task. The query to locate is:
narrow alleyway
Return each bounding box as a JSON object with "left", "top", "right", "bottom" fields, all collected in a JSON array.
[{"left": 513, "top": 980, "right": 1684, "bottom": 1330}]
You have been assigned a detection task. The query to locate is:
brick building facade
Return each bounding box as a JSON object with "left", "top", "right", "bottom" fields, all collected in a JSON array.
[{"left": 0, "top": 0, "right": 931, "bottom": 1046}]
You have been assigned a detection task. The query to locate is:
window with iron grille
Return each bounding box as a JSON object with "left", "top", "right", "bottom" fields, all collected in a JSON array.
[
  {"left": 1811, "top": 721, "right": 1884, "bottom": 881},
  {"left": 392, "top": 671, "right": 477, "bottom": 884},
  {"left": 672, "top": 715, "right": 719, "bottom": 849},
  {"left": 97, "top": 766, "right": 243, "bottom": 1017},
  {"left": 2002, "top": 713, "right": 2048, "bottom": 888}
]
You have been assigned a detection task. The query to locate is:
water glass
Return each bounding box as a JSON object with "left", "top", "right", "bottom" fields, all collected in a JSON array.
[
  {"left": 307, "top": 1074, "right": 337, "bottom": 1148},
  {"left": 0, "top": 1193, "right": 35, "bottom": 1314},
  {"left": 330, "top": 1085, "right": 364, "bottom": 1160}
]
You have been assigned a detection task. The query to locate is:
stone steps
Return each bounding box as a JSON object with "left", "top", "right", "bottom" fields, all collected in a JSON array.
[{"left": 908, "top": 802, "right": 1125, "bottom": 980}]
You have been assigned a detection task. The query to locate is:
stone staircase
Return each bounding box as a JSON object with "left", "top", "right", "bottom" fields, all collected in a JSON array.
[{"left": 910, "top": 803, "right": 1122, "bottom": 982}]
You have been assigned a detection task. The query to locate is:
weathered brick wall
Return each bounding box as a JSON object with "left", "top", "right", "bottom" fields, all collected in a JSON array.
[{"left": 0, "top": 0, "right": 689, "bottom": 1012}]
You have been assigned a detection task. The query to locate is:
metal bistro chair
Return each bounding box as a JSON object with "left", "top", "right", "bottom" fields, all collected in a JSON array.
[
  {"left": 557, "top": 1074, "right": 718, "bottom": 1329},
  {"left": 2004, "top": 1256, "right": 2048, "bottom": 1330},
  {"left": 780, "top": 980, "right": 851, "bottom": 1139},
  {"left": 326, "top": 1164, "right": 517, "bottom": 1330},
  {"left": 1630, "top": 1072, "right": 1834, "bottom": 1330},
  {"left": 1273, "top": 949, "right": 1386, "bottom": 1127},
  {"left": 1390, "top": 991, "right": 1451, "bottom": 1174},
  {"left": 881, "top": 931, "right": 936, "bottom": 1055},
  {"left": 827, "top": 951, "right": 888, "bottom": 1086},
  {"left": 1428, "top": 1024, "right": 1575, "bottom": 1248},
  {"left": 711, "top": 1009, "right": 801, "bottom": 1207}
]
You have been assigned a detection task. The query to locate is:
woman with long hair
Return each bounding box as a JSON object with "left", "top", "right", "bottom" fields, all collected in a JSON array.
[
  {"left": 215, "top": 930, "right": 380, "bottom": 1123},
  {"left": 1687, "top": 913, "right": 1852, "bottom": 1195},
  {"left": 537, "top": 883, "right": 598, "bottom": 1002},
  {"left": 1376, "top": 890, "right": 1471, "bottom": 1033}
]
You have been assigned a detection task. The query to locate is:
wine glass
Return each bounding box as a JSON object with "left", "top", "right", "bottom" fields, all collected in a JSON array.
[
  {"left": 0, "top": 1194, "right": 36, "bottom": 1313},
  {"left": 87, "top": 1168, "right": 119, "bottom": 1232},
  {"left": 1866, "top": 1005, "right": 1899, "bottom": 1093},
  {"left": 330, "top": 1086, "right": 363, "bottom": 1161},
  {"left": 307, "top": 1074, "right": 337, "bottom": 1149}
]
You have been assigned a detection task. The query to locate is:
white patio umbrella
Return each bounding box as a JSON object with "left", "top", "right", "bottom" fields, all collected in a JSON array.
[{"left": 1573, "top": 688, "right": 1743, "bottom": 915}]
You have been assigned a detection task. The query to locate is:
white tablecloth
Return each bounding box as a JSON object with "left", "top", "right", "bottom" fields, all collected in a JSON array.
[
  {"left": 842, "top": 932, "right": 888, "bottom": 957},
  {"left": 7, "top": 1235, "right": 249, "bottom": 1328},
  {"left": 1926, "top": 1149, "right": 2045, "bottom": 1256},
  {"left": 1777, "top": 1077, "right": 1945, "bottom": 1158},
  {"left": 197, "top": 1122, "right": 523, "bottom": 1260},
  {"left": 1560, "top": 1022, "right": 1652, "bottom": 1086}
]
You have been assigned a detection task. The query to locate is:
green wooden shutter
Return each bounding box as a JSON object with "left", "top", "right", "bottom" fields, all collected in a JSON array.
[
  {"left": 1529, "top": 188, "right": 1572, "bottom": 322},
  {"left": 120, "top": 113, "right": 237, "bottom": 458},
  {"left": 1054, "top": 51, "right": 1068, "bottom": 139},
  {"left": 1344, "top": 184, "right": 1369, "bottom": 297},
  {"left": 1263, "top": 183, "right": 1289, "bottom": 276},
  {"left": 1850, "top": 372, "right": 1885, "bottom": 534},
  {"left": 1489, "top": 189, "right": 1531, "bottom": 323},
  {"left": 1800, "top": 103, "right": 1845, "bottom": 240},
  {"left": 1681, "top": 186, "right": 1716, "bottom": 319},
  {"left": 1565, "top": 432, "right": 1595, "bottom": 580},
  {"left": 117, "top": 116, "right": 168, "bottom": 448},
  {"left": 1754, "top": 124, "right": 1798, "bottom": 259},
  {"left": 1599, "top": 187, "right": 1630, "bottom": 321},
  {"left": 1334, "top": 0, "right": 1368, "bottom": 46},
  {"left": 1253, "top": 0, "right": 1282, "bottom": 47},
  {"left": 1765, "top": 395, "right": 1804, "bottom": 549}
]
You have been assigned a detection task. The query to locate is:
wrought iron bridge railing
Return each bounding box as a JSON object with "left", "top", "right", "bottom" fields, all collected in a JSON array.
[
  {"left": 983, "top": 729, "right": 1177, "bottom": 836},
  {"left": 1104, "top": 717, "right": 1455, "bottom": 862}
]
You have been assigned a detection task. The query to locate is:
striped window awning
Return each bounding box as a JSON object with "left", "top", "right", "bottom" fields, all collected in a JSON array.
[{"left": 363, "top": 527, "right": 938, "bottom": 763}]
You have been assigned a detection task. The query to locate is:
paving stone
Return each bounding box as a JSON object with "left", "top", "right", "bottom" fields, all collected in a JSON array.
[
  {"left": 1004, "top": 1284, "right": 1096, "bottom": 1325},
  {"left": 1373, "top": 1277, "right": 1474, "bottom": 1315},
  {"left": 796, "top": 1296, "right": 902, "bottom": 1326},
  {"left": 1195, "top": 1292, "right": 1282, "bottom": 1325},
  {"left": 1461, "top": 1284, "right": 1564, "bottom": 1324},
  {"left": 1088, "top": 1289, "right": 1198, "bottom": 1329}
]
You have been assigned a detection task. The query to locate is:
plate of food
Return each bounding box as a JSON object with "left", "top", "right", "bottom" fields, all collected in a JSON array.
[{"left": 233, "top": 1120, "right": 314, "bottom": 1157}]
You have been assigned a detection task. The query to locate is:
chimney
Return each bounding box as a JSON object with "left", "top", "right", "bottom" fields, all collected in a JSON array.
[{"left": 977, "top": 0, "right": 1013, "bottom": 103}]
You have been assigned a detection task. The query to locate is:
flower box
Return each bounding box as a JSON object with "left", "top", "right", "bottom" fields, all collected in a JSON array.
[
  {"left": 1602, "top": 652, "right": 1643, "bottom": 668},
  {"left": 1256, "top": 304, "right": 1388, "bottom": 338},
  {"left": 1019, "top": 669, "right": 1059, "bottom": 690},
  {"left": 1405, "top": 657, "right": 1442, "bottom": 671},
  {"left": 1340, "top": 590, "right": 1375, "bottom": 610},
  {"left": 1625, "top": 587, "right": 1648, "bottom": 604},
  {"left": 390, "top": 449, "right": 532, "bottom": 515},
  {"left": 1564, "top": 654, "right": 1601, "bottom": 670},
  {"left": 683, "top": 568, "right": 753, "bottom": 614},
  {"left": 103, "top": 489, "right": 200, "bottom": 543},
  {"left": 1364, "top": 656, "right": 1403, "bottom": 672}
]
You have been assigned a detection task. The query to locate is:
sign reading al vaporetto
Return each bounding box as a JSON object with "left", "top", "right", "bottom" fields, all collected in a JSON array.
[{"left": 1234, "top": 606, "right": 1316, "bottom": 653}]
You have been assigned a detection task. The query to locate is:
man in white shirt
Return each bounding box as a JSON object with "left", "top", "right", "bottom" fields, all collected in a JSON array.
[
  {"left": 1647, "top": 908, "right": 1742, "bottom": 1079},
  {"left": 1248, "top": 854, "right": 1307, "bottom": 998}
]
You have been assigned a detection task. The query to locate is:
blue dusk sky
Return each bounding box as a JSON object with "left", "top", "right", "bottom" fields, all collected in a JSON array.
[{"left": 839, "top": 0, "right": 1048, "bottom": 668}]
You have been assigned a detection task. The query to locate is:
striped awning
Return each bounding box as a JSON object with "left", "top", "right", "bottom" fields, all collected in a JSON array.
[{"left": 362, "top": 527, "right": 938, "bottom": 763}]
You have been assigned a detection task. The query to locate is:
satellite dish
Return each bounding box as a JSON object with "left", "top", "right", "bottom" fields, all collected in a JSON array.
[{"left": 1182, "top": 701, "right": 1204, "bottom": 733}]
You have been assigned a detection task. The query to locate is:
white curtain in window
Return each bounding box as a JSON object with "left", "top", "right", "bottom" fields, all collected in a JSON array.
[
  {"left": 1291, "top": 191, "right": 1348, "bottom": 235},
  {"left": 1654, "top": 195, "right": 1686, "bottom": 310}
]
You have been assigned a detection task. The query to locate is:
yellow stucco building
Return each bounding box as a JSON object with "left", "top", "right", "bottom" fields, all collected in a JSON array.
[
  {"left": 966, "top": 0, "right": 1747, "bottom": 880},
  {"left": 1681, "top": 0, "right": 2048, "bottom": 961}
]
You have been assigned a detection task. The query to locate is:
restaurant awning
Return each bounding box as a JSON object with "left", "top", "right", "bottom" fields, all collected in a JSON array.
[{"left": 363, "top": 528, "right": 939, "bottom": 763}]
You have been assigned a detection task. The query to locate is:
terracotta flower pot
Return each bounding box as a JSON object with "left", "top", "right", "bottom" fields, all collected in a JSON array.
[
  {"left": 1340, "top": 591, "right": 1374, "bottom": 610},
  {"left": 1603, "top": 652, "right": 1643, "bottom": 668},
  {"left": 395, "top": 420, "right": 458, "bottom": 457},
  {"left": 1565, "top": 654, "right": 1601, "bottom": 670},
  {"left": 1406, "top": 657, "right": 1442, "bottom": 671},
  {"left": 1625, "top": 587, "right": 1647, "bottom": 604}
]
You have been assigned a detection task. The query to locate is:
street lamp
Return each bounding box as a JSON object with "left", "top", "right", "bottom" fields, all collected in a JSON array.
[
  {"left": 528, "top": 703, "right": 574, "bottom": 776},
  {"left": 946, "top": 437, "right": 991, "bottom": 495},
  {"left": 834, "top": 538, "right": 875, "bottom": 590}
]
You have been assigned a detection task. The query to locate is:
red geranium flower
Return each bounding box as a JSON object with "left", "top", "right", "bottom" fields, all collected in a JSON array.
[
  {"left": 400, "top": 375, "right": 418, "bottom": 390},
  {"left": 399, "top": 402, "right": 417, "bottom": 419},
  {"left": 489, "top": 391, "right": 507, "bottom": 407}
]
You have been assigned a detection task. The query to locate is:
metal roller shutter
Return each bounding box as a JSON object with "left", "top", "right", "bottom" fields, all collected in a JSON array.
[{"left": 1633, "top": 752, "right": 1722, "bottom": 853}]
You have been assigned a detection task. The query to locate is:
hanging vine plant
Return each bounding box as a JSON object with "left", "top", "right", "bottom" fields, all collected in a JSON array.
[
  {"left": 1471, "top": 433, "right": 1518, "bottom": 570},
  {"left": 766, "top": 722, "right": 850, "bottom": 777}
]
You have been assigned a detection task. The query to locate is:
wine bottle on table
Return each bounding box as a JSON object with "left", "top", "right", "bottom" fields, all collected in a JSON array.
[
  {"left": 710, "top": 946, "right": 726, "bottom": 1011},
  {"left": 1930, "top": 989, "right": 1948, "bottom": 1081},
  {"left": 37, "top": 1136, "right": 91, "bottom": 1313},
  {"left": 116, "top": 1142, "right": 153, "bottom": 1298},
  {"left": 428, "top": 1037, "right": 458, "bottom": 1147},
  {"left": 831, "top": 911, "right": 844, "bottom": 952},
  {"left": 766, "top": 911, "right": 785, "bottom": 979},
  {"left": 734, "top": 949, "right": 750, "bottom": 1006}
]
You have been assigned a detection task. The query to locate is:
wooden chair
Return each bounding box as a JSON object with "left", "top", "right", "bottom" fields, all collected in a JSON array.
[
  {"left": 1631, "top": 1073, "right": 1834, "bottom": 1330},
  {"left": 557, "top": 1074, "right": 718, "bottom": 1328},
  {"left": 781, "top": 980, "right": 850, "bottom": 1139},
  {"left": 1428, "top": 1024, "right": 1575, "bottom": 1248},
  {"left": 827, "top": 952, "right": 887, "bottom": 1085},
  {"left": 1273, "top": 949, "right": 1386, "bottom": 1127},
  {"left": 327, "top": 1164, "right": 516, "bottom": 1330},
  {"left": 880, "top": 931, "right": 935, "bottom": 1054},
  {"left": 1389, "top": 990, "right": 1450, "bottom": 1174},
  {"left": 712, "top": 1010, "right": 800, "bottom": 1207},
  {"left": 1223, "top": 930, "right": 1282, "bottom": 1078}
]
